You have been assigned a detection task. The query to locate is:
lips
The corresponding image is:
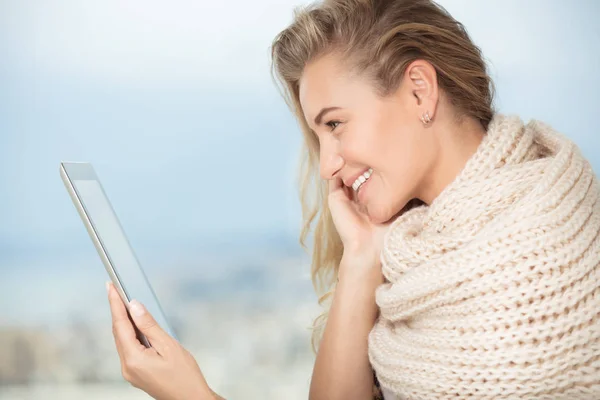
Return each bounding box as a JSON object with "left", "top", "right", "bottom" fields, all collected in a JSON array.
[
  {"left": 352, "top": 168, "right": 373, "bottom": 191},
  {"left": 343, "top": 168, "right": 371, "bottom": 189}
]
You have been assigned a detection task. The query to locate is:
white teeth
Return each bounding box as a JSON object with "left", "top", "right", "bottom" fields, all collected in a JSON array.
[{"left": 352, "top": 168, "right": 373, "bottom": 192}]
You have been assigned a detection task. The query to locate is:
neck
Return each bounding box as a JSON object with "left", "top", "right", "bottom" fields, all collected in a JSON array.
[{"left": 417, "top": 116, "right": 486, "bottom": 205}]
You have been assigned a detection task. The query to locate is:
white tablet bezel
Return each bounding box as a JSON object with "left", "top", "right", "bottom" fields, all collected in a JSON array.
[{"left": 60, "top": 161, "right": 170, "bottom": 347}]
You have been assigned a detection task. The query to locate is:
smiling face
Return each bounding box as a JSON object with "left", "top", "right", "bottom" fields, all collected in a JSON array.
[{"left": 299, "top": 53, "right": 441, "bottom": 223}]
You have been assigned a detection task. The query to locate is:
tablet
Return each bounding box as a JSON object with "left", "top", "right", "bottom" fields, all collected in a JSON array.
[{"left": 60, "top": 161, "right": 175, "bottom": 347}]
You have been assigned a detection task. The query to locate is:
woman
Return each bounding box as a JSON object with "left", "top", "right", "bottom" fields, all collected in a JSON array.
[{"left": 107, "top": 0, "right": 600, "bottom": 399}]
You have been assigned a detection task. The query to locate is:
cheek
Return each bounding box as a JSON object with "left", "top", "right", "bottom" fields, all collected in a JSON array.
[
  {"left": 368, "top": 118, "right": 406, "bottom": 162},
  {"left": 341, "top": 124, "right": 392, "bottom": 165},
  {"left": 367, "top": 166, "right": 417, "bottom": 223},
  {"left": 377, "top": 123, "right": 425, "bottom": 182}
]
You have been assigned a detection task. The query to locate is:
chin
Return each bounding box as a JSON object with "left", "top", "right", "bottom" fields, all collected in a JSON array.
[
  {"left": 367, "top": 199, "right": 422, "bottom": 224},
  {"left": 366, "top": 205, "right": 397, "bottom": 224}
]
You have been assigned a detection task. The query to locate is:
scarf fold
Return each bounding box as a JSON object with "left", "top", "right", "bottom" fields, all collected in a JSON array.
[{"left": 368, "top": 114, "right": 600, "bottom": 400}]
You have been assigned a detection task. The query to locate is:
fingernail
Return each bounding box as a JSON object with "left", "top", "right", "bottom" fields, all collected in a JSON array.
[
  {"left": 106, "top": 281, "right": 111, "bottom": 293},
  {"left": 129, "top": 300, "right": 145, "bottom": 317}
]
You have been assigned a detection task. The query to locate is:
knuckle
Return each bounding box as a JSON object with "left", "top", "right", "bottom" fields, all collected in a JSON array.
[
  {"left": 162, "top": 339, "right": 175, "bottom": 354},
  {"left": 138, "top": 318, "right": 158, "bottom": 331},
  {"left": 124, "top": 355, "right": 140, "bottom": 373},
  {"left": 112, "top": 321, "right": 126, "bottom": 339},
  {"left": 122, "top": 369, "right": 140, "bottom": 389},
  {"left": 121, "top": 356, "right": 142, "bottom": 384},
  {"left": 121, "top": 366, "right": 133, "bottom": 383}
]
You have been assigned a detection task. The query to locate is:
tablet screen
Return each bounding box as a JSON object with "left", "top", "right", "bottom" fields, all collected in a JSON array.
[{"left": 72, "top": 177, "right": 174, "bottom": 338}]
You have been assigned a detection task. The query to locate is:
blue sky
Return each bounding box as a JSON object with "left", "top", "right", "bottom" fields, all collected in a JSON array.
[{"left": 0, "top": 0, "right": 599, "bottom": 260}]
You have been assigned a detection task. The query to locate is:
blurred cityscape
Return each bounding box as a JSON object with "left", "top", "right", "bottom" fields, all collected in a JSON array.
[{"left": 0, "top": 245, "right": 320, "bottom": 400}]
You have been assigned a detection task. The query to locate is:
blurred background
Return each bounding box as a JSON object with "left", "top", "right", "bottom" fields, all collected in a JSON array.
[{"left": 0, "top": 0, "right": 598, "bottom": 399}]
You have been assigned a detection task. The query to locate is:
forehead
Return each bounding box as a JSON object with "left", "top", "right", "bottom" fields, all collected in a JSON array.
[{"left": 298, "top": 55, "right": 355, "bottom": 119}]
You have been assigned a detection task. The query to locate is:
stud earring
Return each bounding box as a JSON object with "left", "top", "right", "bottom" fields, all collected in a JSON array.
[{"left": 420, "top": 111, "right": 432, "bottom": 126}]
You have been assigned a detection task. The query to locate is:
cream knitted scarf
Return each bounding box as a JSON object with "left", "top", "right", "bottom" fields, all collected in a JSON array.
[{"left": 368, "top": 114, "right": 600, "bottom": 400}]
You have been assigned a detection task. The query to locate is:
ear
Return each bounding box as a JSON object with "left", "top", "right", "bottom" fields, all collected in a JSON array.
[{"left": 404, "top": 60, "right": 439, "bottom": 122}]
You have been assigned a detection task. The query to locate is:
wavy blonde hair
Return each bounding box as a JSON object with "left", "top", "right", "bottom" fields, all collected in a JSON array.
[{"left": 270, "top": 0, "right": 495, "bottom": 352}]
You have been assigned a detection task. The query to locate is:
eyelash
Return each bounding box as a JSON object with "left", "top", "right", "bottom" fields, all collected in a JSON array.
[{"left": 325, "top": 120, "right": 341, "bottom": 132}]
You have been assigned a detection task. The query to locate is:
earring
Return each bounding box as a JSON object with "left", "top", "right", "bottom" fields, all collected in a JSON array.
[{"left": 420, "top": 111, "right": 432, "bottom": 126}]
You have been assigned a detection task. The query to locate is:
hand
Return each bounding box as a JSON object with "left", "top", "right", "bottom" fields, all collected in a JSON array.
[
  {"left": 107, "top": 282, "right": 216, "bottom": 400},
  {"left": 327, "top": 177, "right": 392, "bottom": 276}
]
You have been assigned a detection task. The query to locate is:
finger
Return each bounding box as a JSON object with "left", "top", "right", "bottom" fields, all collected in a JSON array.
[
  {"left": 128, "top": 299, "right": 170, "bottom": 355},
  {"left": 107, "top": 282, "right": 144, "bottom": 357},
  {"left": 107, "top": 282, "right": 128, "bottom": 358},
  {"left": 345, "top": 183, "right": 357, "bottom": 204},
  {"left": 330, "top": 177, "right": 362, "bottom": 212},
  {"left": 328, "top": 176, "right": 343, "bottom": 195},
  {"left": 328, "top": 177, "right": 353, "bottom": 204}
]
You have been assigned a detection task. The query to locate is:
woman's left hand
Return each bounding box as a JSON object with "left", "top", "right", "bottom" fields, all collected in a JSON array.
[{"left": 107, "top": 281, "right": 217, "bottom": 400}]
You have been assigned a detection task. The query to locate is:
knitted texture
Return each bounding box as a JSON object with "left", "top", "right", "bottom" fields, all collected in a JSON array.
[{"left": 368, "top": 114, "right": 600, "bottom": 400}]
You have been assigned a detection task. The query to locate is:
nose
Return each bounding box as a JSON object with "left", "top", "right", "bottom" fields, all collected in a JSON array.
[{"left": 319, "top": 138, "right": 344, "bottom": 180}]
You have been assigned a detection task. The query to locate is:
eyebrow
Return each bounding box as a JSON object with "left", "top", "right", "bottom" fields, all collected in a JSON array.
[{"left": 314, "top": 107, "right": 341, "bottom": 126}]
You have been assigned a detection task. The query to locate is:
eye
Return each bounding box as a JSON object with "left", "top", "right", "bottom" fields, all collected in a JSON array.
[{"left": 325, "top": 120, "right": 341, "bottom": 131}]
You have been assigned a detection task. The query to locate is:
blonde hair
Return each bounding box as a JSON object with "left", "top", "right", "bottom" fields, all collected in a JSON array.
[{"left": 270, "top": 0, "right": 495, "bottom": 352}]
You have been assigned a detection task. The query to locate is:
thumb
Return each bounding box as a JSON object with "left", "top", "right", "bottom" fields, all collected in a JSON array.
[
  {"left": 129, "top": 300, "right": 170, "bottom": 352},
  {"left": 329, "top": 180, "right": 364, "bottom": 226}
]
